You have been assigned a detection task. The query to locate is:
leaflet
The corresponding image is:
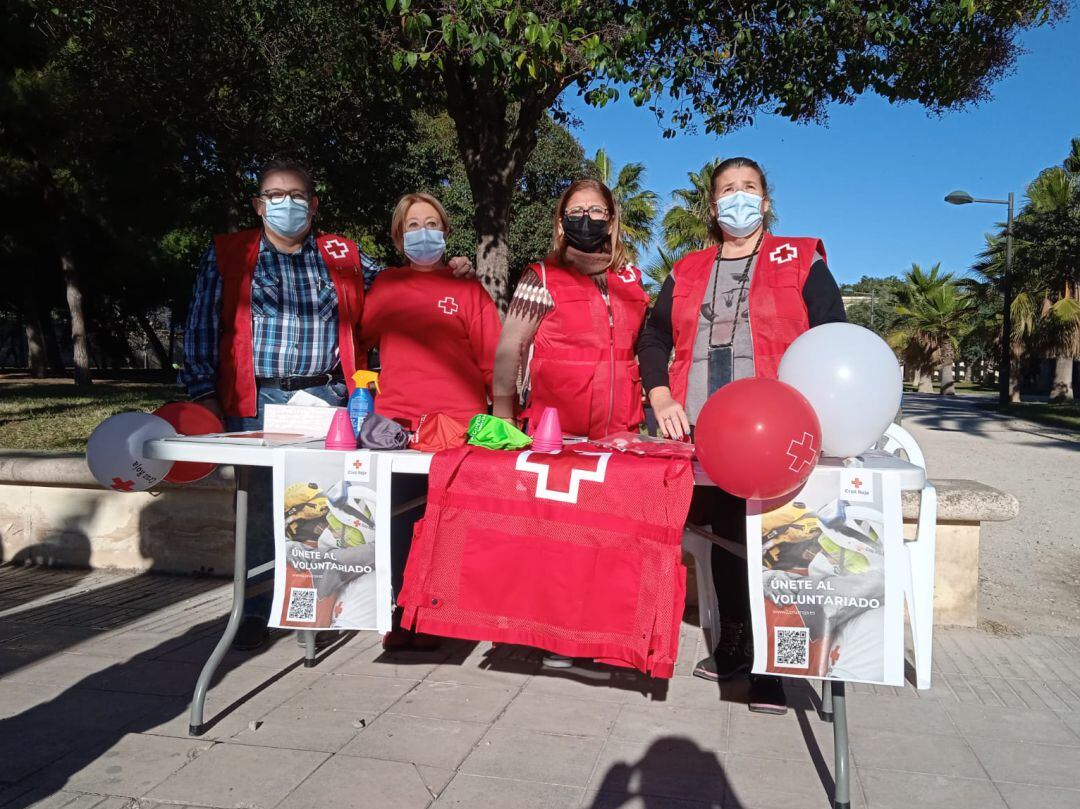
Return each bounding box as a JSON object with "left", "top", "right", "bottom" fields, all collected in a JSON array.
[
  {"left": 747, "top": 469, "right": 905, "bottom": 686},
  {"left": 269, "top": 449, "right": 393, "bottom": 633}
]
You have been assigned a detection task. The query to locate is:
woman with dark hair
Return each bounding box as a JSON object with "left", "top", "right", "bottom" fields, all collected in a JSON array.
[
  {"left": 636, "top": 157, "right": 846, "bottom": 713},
  {"left": 492, "top": 179, "right": 649, "bottom": 440}
]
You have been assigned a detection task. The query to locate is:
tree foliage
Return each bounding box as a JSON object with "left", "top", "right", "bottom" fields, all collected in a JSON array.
[
  {"left": 382, "top": 0, "right": 1065, "bottom": 300},
  {"left": 888, "top": 263, "right": 975, "bottom": 394},
  {"left": 585, "top": 148, "right": 658, "bottom": 263}
]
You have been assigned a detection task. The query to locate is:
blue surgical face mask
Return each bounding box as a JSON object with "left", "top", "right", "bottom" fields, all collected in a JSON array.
[
  {"left": 715, "top": 190, "right": 764, "bottom": 238},
  {"left": 403, "top": 228, "right": 446, "bottom": 266},
  {"left": 263, "top": 197, "right": 311, "bottom": 239}
]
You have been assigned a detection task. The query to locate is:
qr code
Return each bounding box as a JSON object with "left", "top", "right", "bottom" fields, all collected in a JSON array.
[
  {"left": 286, "top": 587, "right": 318, "bottom": 623},
  {"left": 774, "top": 626, "right": 809, "bottom": 668}
]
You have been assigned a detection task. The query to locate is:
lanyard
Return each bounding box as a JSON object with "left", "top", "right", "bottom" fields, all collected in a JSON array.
[{"left": 704, "top": 230, "right": 764, "bottom": 349}]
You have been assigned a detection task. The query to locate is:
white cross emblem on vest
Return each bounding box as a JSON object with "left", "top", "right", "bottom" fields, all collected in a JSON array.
[
  {"left": 324, "top": 239, "right": 349, "bottom": 260},
  {"left": 615, "top": 267, "right": 637, "bottom": 284},
  {"left": 769, "top": 243, "right": 798, "bottom": 264},
  {"left": 438, "top": 297, "right": 459, "bottom": 315},
  {"left": 515, "top": 451, "right": 611, "bottom": 504}
]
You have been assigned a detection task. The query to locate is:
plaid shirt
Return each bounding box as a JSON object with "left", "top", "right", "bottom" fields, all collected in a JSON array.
[{"left": 180, "top": 232, "right": 383, "bottom": 399}]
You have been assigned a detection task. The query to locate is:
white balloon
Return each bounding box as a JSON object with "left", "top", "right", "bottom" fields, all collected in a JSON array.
[
  {"left": 778, "top": 323, "right": 902, "bottom": 458},
  {"left": 86, "top": 412, "right": 176, "bottom": 492}
]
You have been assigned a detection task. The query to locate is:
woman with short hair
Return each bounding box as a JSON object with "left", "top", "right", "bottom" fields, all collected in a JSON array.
[{"left": 637, "top": 156, "right": 846, "bottom": 714}]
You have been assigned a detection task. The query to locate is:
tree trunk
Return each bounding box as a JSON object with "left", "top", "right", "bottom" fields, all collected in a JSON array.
[
  {"left": 167, "top": 306, "right": 178, "bottom": 366},
  {"left": 1008, "top": 340, "right": 1022, "bottom": 403},
  {"left": 917, "top": 369, "right": 934, "bottom": 393},
  {"left": 444, "top": 63, "right": 562, "bottom": 310},
  {"left": 1050, "top": 357, "right": 1074, "bottom": 402},
  {"left": 911, "top": 366, "right": 921, "bottom": 389},
  {"left": 939, "top": 346, "right": 956, "bottom": 396},
  {"left": 135, "top": 311, "right": 171, "bottom": 369},
  {"left": 20, "top": 286, "right": 49, "bottom": 378},
  {"left": 60, "top": 247, "right": 93, "bottom": 386}
]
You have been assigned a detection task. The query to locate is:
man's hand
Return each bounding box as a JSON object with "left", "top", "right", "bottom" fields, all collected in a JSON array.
[
  {"left": 649, "top": 387, "right": 690, "bottom": 440},
  {"left": 448, "top": 256, "right": 476, "bottom": 278},
  {"left": 194, "top": 397, "right": 225, "bottom": 420}
]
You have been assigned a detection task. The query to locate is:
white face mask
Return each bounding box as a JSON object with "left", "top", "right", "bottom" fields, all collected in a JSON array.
[
  {"left": 403, "top": 228, "right": 446, "bottom": 265},
  {"left": 715, "top": 190, "right": 764, "bottom": 238}
]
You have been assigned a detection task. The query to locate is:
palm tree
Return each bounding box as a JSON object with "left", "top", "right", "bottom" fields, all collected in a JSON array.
[
  {"left": 661, "top": 160, "right": 719, "bottom": 253},
  {"left": 586, "top": 148, "right": 658, "bottom": 263},
  {"left": 888, "top": 264, "right": 974, "bottom": 395},
  {"left": 1019, "top": 163, "right": 1080, "bottom": 401},
  {"left": 970, "top": 157, "right": 1080, "bottom": 402},
  {"left": 642, "top": 245, "right": 689, "bottom": 303}
]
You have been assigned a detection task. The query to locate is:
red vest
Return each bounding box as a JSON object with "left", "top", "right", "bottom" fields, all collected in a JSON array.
[
  {"left": 398, "top": 444, "right": 695, "bottom": 678},
  {"left": 214, "top": 228, "right": 365, "bottom": 418},
  {"left": 667, "top": 234, "right": 825, "bottom": 403},
  {"left": 527, "top": 261, "right": 649, "bottom": 439}
]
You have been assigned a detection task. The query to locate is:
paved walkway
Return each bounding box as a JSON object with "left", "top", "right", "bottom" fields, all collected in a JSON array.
[
  {"left": 900, "top": 393, "right": 1080, "bottom": 635},
  {"left": 2, "top": 566, "right": 1079, "bottom": 809}
]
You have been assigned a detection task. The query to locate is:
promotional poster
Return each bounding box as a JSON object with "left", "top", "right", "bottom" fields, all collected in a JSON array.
[
  {"left": 747, "top": 469, "right": 905, "bottom": 686},
  {"left": 270, "top": 449, "right": 394, "bottom": 633}
]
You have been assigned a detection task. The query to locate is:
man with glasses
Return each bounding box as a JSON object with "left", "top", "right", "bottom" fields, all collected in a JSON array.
[{"left": 180, "top": 159, "right": 474, "bottom": 649}]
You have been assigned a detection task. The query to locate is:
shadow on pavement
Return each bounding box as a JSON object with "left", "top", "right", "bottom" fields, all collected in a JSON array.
[
  {"left": 588, "top": 737, "right": 733, "bottom": 808},
  {"left": 902, "top": 392, "right": 1080, "bottom": 449}
]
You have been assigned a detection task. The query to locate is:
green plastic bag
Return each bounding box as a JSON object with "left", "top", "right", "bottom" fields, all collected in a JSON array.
[{"left": 467, "top": 414, "right": 532, "bottom": 450}]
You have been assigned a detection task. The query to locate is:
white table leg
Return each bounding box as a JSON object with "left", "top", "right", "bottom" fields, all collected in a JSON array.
[{"left": 189, "top": 466, "right": 249, "bottom": 736}]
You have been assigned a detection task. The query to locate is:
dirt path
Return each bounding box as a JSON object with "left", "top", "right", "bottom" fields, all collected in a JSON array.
[{"left": 901, "top": 393, "right": 1080, "bottom": 636}]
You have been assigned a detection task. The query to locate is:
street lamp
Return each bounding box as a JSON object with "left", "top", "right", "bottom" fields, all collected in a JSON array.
[{"left": 945, "top": 189, "right": 1015, "bottom": 405}]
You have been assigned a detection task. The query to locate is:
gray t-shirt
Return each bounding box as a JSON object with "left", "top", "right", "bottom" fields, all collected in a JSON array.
[{"left": 686, "top": 254, "right": 757, "bottom": 423}]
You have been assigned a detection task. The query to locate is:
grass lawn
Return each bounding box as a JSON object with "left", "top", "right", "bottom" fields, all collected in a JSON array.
[
  {"left": 0, "top": 375, "right": 180, "bottom": 452},
  {"left": 986, "top": 400, "right": 1080, "bottom": 433}
]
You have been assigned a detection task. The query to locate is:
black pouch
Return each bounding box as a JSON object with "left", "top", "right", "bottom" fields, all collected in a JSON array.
[{"left": 707, "top": 344, "right": 734, "bottom": 395}]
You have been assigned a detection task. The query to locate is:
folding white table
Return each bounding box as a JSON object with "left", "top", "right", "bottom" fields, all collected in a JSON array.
[{"left": 142, "top": 438, "right": 925, "bottom": 809}]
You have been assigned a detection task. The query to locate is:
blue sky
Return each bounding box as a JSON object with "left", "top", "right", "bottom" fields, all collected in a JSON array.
[{"left": 560, "top": 12, "right": 1079, "bottom": 285}]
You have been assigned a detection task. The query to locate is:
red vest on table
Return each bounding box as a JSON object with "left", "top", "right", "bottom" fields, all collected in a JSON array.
[
  {"left": 398, "top": 445, "right": 695, "bottom": 678},
  {"left": 527, "top": 261, "right": 649, "bottom": 439},
  {"left": 667, "top": 235, "right": 825, "bottom": 404},
  {"left": 213, "top": 228, "right": 366, "bottom": 418}
]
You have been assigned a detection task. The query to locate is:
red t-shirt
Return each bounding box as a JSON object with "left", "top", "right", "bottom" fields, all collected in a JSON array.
[{"left": 360, "top": 267, "right": 501, "bottom": 429}]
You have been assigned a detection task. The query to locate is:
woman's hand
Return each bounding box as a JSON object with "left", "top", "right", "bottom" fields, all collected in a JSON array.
[
  {"left": 492, "top": 395, "right": 520, "bottom": 426},
  {"left": 649, "top": 387, "right": 691, "bottom": 440}
]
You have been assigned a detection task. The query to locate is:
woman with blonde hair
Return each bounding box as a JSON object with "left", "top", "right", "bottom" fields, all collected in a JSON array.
[
  {"left": 492, "top": 179, "right": 649, "bottom": 439},
  {"left": 361, "top": 191, "right": 501, "bottom": 652},
  {"left": 361, "top": 192, "right": 501, "bottom": 429}
]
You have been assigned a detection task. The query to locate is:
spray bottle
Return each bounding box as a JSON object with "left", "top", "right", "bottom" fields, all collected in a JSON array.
[{"left": 348, "top": 370, "right": 381, "bottom": 438}]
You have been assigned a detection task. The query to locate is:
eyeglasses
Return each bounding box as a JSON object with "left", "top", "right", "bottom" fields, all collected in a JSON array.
[
  {"left": 258, "top": 190, "right": 310, "bottom": 204},
  {"left": 565, "top": 205, "right": 610, "bottom": 221}
]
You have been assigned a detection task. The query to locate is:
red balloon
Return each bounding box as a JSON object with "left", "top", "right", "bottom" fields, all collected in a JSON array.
[
  {"left": 694, "top": 378, "right": 822, "bottom": 500},
  {"left": 153, "top": 402, "right": 224, "bottom": 484}
]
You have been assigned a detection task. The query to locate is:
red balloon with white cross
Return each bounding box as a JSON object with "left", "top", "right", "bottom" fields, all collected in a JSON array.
[{"left": 693, "top": 323, "right": 903, "bottom": 501}]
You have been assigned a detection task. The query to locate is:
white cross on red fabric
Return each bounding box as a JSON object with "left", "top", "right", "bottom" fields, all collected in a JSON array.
[
  {"left": 324, "top": 239, "right": 349, "bottom": 260},
  {"left": 769, "top": 243, "right": 798, "bottom": 264},
  {"left": 438, "top": 297, "right": 459, "bottom": 315},
  {"left": 615, "top": 267, "right": 637, "bottom": 284},
  {"left": 786, "top": 432, "right": 818, "bottom": 473},
  {"left": 515, "top": 451, "right": 611, "bottom": 504}
]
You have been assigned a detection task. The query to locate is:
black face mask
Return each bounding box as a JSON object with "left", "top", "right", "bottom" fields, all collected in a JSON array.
[{"left": 561, "top": 215, "right": 610, "bottom": 253}]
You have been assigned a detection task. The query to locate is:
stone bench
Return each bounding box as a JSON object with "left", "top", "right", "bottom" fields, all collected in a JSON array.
[
  {"left": 680, "top": 478, "right": 1017, "bottom": 629},
  {"left": 0, "top": 451, "right": 236, "bottom": 575},
  {"left": 901, "top": 478, "right": 1018, "bottom": 627},
  {"left": 1, "top": 454, "right": 1016, "bottom": 628}
]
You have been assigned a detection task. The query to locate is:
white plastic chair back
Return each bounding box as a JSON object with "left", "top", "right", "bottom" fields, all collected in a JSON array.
[{"left": 883, "top": 422, "right": 937, "bottom": 689}]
